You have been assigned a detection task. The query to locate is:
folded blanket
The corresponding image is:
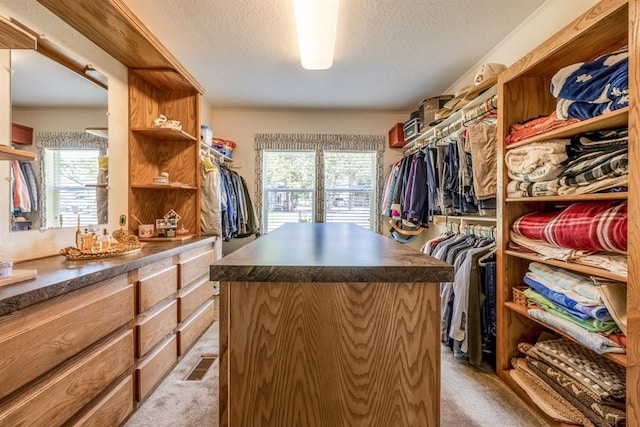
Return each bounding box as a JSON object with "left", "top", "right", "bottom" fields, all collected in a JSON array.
[
  {"left": 557, "top": 174, "right": 628, "bottom": 196},
  {"left": 512, "top": 201, "right": 627, "bottom": 254},
  {"left": 523, "top": 288, "right": 618, "bottom": 333},
  {"left": 533, "top": 338, "right": 626, "bottom": 399},
  {"left": 528, "top": 262, "right": 601, "bottom": 301},
  {"left": 510, "top": 358, "right": 594, "bottom": 426},
  {"left": 528, "top": 309, "right": 624, "bottom": 354},
  {"left": 509, "top": 234, "right": 628, "bottom": 277},
  {"left": 526, "top": 273, "right": 610, "bottom": 318},
  {"left": 568, "top": 128, "right": 628, "bottom": 159},
  {"left": 506, "top": 112, "right": 581, "bottom": 145},
  {"left": 557, "top": 98, "right": 626, "bottom": 120},
  {"left": 507, "top": 179, "right": 559, "bottom": 197},
  {"left": 507, "top": 162, "right": 565, "bottom": 183},
  {"left": 505, "top": 140, "right": 569, "bottom": 173},
  {"left": 526, "top": 358, "right": 626, "bottom": 427},
  {"left": 551, "top": 47, "right": 628, "bottom": 120}
]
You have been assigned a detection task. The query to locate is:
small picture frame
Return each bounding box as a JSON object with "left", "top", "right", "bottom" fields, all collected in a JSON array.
[{"left": 156, "top": 219, "right": 168, "bottom": 230}]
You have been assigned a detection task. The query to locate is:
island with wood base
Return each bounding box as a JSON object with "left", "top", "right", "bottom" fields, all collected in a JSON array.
[{"left": 211, "top": 223, "right": 453, "bottom": 426}]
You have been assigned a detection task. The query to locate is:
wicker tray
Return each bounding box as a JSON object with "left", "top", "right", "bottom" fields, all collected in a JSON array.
[
  {"left": 512, "top": 286, "right": 528, "bottom": 307},
  {"left": 59, "top": 245, "right": 144, "bottom": 261}
]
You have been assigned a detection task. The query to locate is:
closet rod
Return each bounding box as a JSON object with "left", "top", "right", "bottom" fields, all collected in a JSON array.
[{"left": 403, "top": 94, "right": 498, "bottom": 157}]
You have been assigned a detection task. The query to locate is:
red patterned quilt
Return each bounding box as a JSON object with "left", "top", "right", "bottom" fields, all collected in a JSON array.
[{"left": 512, "top": 201, "right": 627, "bottom": 254}]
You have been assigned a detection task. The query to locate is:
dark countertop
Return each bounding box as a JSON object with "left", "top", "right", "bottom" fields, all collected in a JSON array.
[
  {"left": 0, "top": 236, "right": 218, "bottom": 316},
  {"left": 210, "top": 223, "right": 453, "bottom": 283}
]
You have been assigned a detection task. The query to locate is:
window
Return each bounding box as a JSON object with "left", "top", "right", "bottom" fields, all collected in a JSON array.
[
  {"left": 35, "top": 131, "right": 108, "bottom": 229},
  {"left": 256, "top": 134, "right": 384, "bottom": 234},
  {"left": 44, "top": 148, "right": 100, "bottom": 227}
]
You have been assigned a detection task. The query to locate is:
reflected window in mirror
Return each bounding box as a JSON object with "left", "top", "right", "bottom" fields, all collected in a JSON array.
[
  {"left": 37, "top": 133, "right": 107, "bottom": 228},
  {"left": 10, "top": 48, "right": 108, "bottom": 231}
]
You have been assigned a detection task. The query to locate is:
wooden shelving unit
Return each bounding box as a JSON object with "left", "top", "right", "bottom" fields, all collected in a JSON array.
[
  {"left": 496, "top": 0, "right": 635, "bottom": 424},
  {"left": 0, "top": 145, "right": 36, "bottom": 161},
  {"left": 128, "top": 69, "right": 202, "bottom": 237}
]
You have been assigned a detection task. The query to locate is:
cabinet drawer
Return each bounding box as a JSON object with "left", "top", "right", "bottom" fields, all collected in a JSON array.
[
  {"left": 178, "top": 277, "right": 213, "bottom": 322},
  {"left": 179, "top": 249, "right": 214, "bottom": 288},
  {"left": 69, "top": 374, "right": 134, "bottom": 427},
  {"left": 136, "top": 334, "right": 177, "bottom": 402},
  {"left": 136, "top": 299, "right": 178, "bottom": 358},
  {"left": 0, "top": 275, "right": 133, "bottom": 400},
  {"left": 137, "top": 264, "right": 178, "bottom": 312},
  {"left": 0, "top": 329, "right": 133, "bottom": 427},
  {"left": 177, "top": 299, "right": 215, "bottom": 355}
]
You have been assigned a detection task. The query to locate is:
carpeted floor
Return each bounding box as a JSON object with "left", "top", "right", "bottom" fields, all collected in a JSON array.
[{"left": 125, "top": 323, "right": 550, "bottom": 427}]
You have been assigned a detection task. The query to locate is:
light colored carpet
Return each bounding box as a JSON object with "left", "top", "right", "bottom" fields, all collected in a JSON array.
[{"left": 126, "top": 323, "right": 551, "bottom": 427}]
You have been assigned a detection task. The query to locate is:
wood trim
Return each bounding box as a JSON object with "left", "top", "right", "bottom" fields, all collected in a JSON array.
[
  {"left": 0, "top": 16, "right": 37, "bottom": 49},
  {"left": 626, "top": 0, "right": 639, "bottom": 423},
  {"left": 0, "top": 145, "right": 36, "bottom": 161},
  {"left": 35, "top": 0, "right": 204, "bottom": 93}
]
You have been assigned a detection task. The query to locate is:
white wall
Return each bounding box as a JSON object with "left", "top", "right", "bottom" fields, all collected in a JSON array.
[{"left": 0, "top": 0, "right": 128, "bottom": 262}]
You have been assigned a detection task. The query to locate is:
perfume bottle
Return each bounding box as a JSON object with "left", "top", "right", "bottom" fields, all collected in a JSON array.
[{"left": 99, "top": 229, "right": 111, "bottom": 252}]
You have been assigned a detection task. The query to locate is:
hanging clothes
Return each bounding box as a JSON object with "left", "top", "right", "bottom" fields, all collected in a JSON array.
[{"left": 201, "top": 156, "right": 222, "bottom": 237}]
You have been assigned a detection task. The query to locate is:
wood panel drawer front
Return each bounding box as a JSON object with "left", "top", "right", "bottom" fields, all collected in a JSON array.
[
  {"left": 138, "top": 257, "right": 174, "bottom": 281},
  {"left": 137, "top": 264, "right": 178, "bottom": 313},
  {"left": 136, "top": 299, "right": 178, "bottom": 358},
  {"left": 178, "top": 277, "right": 213, "bottom": 322},
  {"left": 136, "top": 334, "right": 177, "bottom": 402},
  {"left": 0, "top": 329, "right": 133, "bottom": 427},
  {"left": 0, "top": 275, "right": 133, "bottom": 401},
  {"left": 69, "top": 374, "right": 134, "bottom": 427},
  {"left": 179, "top": 249, "right": 214, "bottom": 289},
  {"left": 177, "top": 299, "right": 215, "bottom": 355}
]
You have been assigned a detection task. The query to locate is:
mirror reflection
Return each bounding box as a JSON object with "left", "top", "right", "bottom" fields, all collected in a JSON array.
[{"left": 9, "top": 48, "right": 108, "bottom": 231}]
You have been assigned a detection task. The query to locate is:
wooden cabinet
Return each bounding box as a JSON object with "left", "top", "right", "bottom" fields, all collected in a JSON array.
[
  {"left": 133, "top": 242, "right": 217, "bottom": 401},
  {"left": 128, "top": 69, "right": 202, "bottom": 239},
  {"left": 0, "top": 274, "right": 134, "bottom": 426},
  {"left": 496, "top": 0, "right": 635, "bottom": 423}
]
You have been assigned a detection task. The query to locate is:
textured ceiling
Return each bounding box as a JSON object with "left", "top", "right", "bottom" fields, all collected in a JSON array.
[{"left": 122, "top": 0, "right": 548, "bottom": 111}]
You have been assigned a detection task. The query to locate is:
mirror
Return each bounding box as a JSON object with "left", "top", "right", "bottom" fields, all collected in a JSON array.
[{"left": 9, "top": 47, "right": 108, "bottom": 231}]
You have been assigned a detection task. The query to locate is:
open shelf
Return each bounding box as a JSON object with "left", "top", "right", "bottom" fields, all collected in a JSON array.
[
  {"left": 131, "top": 184, "right": 198, "bottom": 190},
  {"left": 505, "top": 108, "right": 628, "bottom": 150},
  {"left": 505, "top": 302, "right": 627, "bottom": 367},
  {"left": 506, "top": 192, "right": 628, "bottom": 203},
  {"left": 432, "top": 214, "right": 496, "bottom": 222},
  {"left": 0, "top": 145, "right": 36, "bottom": 161},
  {"left": 131, "top": 128, "right": 197, "bottom": 142},
  {"left": 504, "top": 250, "right": 626, "bottom": 282}
]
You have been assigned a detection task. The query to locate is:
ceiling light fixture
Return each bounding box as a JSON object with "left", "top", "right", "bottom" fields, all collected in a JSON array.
[{"left": 293, "top": 0, "right": 339, "bottom": 70}]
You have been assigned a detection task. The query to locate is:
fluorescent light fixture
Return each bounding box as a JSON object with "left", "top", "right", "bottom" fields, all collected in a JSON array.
[{"left": 294, "top": 0, "right": 339, "bottom": 70}]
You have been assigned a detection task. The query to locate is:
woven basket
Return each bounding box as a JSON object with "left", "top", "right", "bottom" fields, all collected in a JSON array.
[{"left": 512, "top": 286, "right": 528, "bottom": 307}]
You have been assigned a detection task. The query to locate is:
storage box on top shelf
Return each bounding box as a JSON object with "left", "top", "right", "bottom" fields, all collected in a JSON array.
[
  {"left": 419, "top": 95, "right": 453, "bottom": 131},
  {"left": 201, "top": 125, "right": 213, "bottom": 145},
  {"left": 388, "top": 123, "right": 406, "bottom": 148}
]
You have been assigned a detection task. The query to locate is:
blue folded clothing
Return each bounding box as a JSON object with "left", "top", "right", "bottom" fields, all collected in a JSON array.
[{"left": 551, "top": 47, "right": 628, "bottom": 119}]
